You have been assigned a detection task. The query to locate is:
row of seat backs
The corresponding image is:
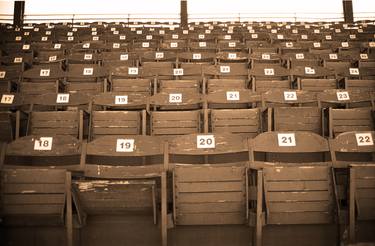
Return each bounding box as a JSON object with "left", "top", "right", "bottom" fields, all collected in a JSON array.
[
  {"left": 0, "top": 90, "right": 373, "bottom": 141},
  {"left": 0, "top": 131, "right": 373, "bottom": 171},
  {"left": 1, "top": 25, "right": 374, "bottom": 44}
]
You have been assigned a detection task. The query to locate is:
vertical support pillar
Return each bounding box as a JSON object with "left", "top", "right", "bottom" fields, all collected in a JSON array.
[
  {"left": 161, "top": 172, "right": 168, "bottom": 246},
  {"left": 349, "top": 168, "right": 356, "bottom": 243},
  {"left": 180, "top": 0, "right": 188, "bottom": 28},
  {"left": 255, "top": 170, "right": 263, "bottom": 246},
  {"left": 13, "top": 1, "right": 25, "bottom": 27},
  {"left": 343, "top": 0, "right": 354, "bottom": 23}
]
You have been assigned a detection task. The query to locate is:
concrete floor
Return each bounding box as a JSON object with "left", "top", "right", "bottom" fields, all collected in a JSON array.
[{"left": 1, "top": 216, "right": 375, "bottom": 246}]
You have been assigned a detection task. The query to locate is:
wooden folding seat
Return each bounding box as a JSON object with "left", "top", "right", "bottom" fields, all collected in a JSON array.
[
  {"left": 1, "top": 42, "right": 34, "bottom": 55},
  {"left": 278, "top": 41, "right": 309, "bottom": 55},
  {"left": 249, "top": 65, "right": 291, "bottom": 93},
  {"left": 109, "top": 65, "right": 152, "bottom": 96},
  {"left": 148, "top": 92, "right": 203, "bottom": 137},
  {"left": 0, "top": 168, "right": 73, "bottom": 246},
  {"left": 337, "top": 45, "right": 362, "bottom": 58},
  {"left": 282, "top": 52, "right": 320, "bottom": 69},
  {"left": 269, "top": 33, "right": 296, "bottom": 45},
  {"left": 158, "top": 79, "right": 200, "bottom": 94},
  {"left": 329, "top": 131, "right": 375, "bottom": 243},
  {"left": 0, "top": 52, "right": 33, "bottom": 69},
  {"left": 216, "top": 51, "right": 249, "bottom": 63},
  {"left": 205, "top": 89, "right": 262, "bottom": 137},
  {"left": 21, "top": 65, "right": 65, "bottom": 96},
  {"left": 140, "top": 51, "right": 177, "bottom": 63},
  {"left": 188, "top": 33, "right": 216, "bottom": 43},
  {"left": 142, "top": 61, "right": 175, "bottom": 80},
  {"left": 71, "top": 41, "right": 106, "bottom": 53},
  {"left": 26, "top": 92, "right": 90, "bottom": 140},
  {"left": 33, "top": 50, "right": 66, "bottom": 65},
  {"left": 340, "top": 67, "right": 375, "bottom": 91},
  {"left": 160, "top": 40, "right": 188, "bottom": 52},
  {"left": 250, "top": 45, "right": 279, "bottom": 56},
  {"left": 101, "top": 51, "right": 138, "bottom": 68},
  {"left": 178, "top": 51, "right": 216, "bottom": 64},
  {"left": 168, "top": 133, "right": 250, "bottom": 226},
  {"left": 249, "top": 131, "right": 338, "bottom": 246},
  {"left": 74, "top": 135, "right": 167, "bottom": 246},
  {"left": 2, "top": 134, "right": 84, "bottom": 171},
  {"left": 216, "top": 33, "right": 243, "bottom": 43},
  {"left": 217, "top": 40, "right": 246, "bottom": 52},
  {"left": 162, "top": 33, "right": 188, "bottom": 42},
  {"left": 102, "top": 31, "right": 130, "bottom": 43},
  {"left": 250, "top": 52, "right": 281, "bottom": 67},
  {"left": 357, "top": 52, "right": 375, "bottom": 69},
  {"left": 66, "top": 52, "right": 100, "bottom": 64},
  {"left": 30, "top": 33, "right": 53, "bottom": 44},
  {"left": 0, "top": 65, "right": 22, "bottom": 92},
  {"left": 307, "top": 41, "right": 335, "bottom": 55},
  {"left": 291, "top": 66, "right": 338, "bottom": 92},
  {"left": 111, "top": 75, "right": 151, "bottom": 96},
  {"left": 102, "top": 41, "right": 129, "bottom": 52},
  {"left": 188, "top": 40, "right": 217, "bottom": 53},
  {"left": 245, "top": 34, "right": 271, "bottom": 49},
  {"left": 131, "top": 40, "right": 159, "bottom": 52},
  {"left": 203, "top": 63, "right": 249, "bottom": 80},
  {"left": 89, "top": 92, "right": 146, "bottom": 140},
  {"left": 330, "top": 106, "right": 374, "bottom": 138},
  {"left": 54, "top": 35, "right": 78, "bottom": 48},
  {"left": 0, "top": 93, "right": 26, "bottom": 142},
  {"left": 31, "top": 42, "right": 68, "bottom": 56},
  {"left": 318, "top": 89, "right": 373, "bottom": 110},
  {"left": 263, "top": 89, "right": 322, "bottom": 134},
  {"left": 65, "top": 64, "right": 107, "bottom": 95},
  {"left": 321, "top": 53, "right": 352, "bottom": 72}
]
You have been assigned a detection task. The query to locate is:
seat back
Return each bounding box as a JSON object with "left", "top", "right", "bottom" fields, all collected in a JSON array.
[
  {"left": 329, "top": 107, "right": 374, "bottom": 138},
  {"left": 90, "top": 92, "right": 146, "bottom": 139},
  {"left": 263, "top": 165, "right": 334, "bottom": 224},
  {"left": 350, "top": 164, "right": 375, "bottom": 221},
  {"left": 169, "top": 133, "right": 249, "bottom": 225},
  {"left": 250, "top": 131, "right": 335, "bottom": 225},
  {"left": 1, "top": 168, "right": 69, "bottom": 226},
  {"left": 3, "top": 135, "right": 83, "bottom": 171}
]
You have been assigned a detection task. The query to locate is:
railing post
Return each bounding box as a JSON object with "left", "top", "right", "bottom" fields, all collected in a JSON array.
[
  {"left": 343, "top": 0, "right": 354, "bottom": 23},
  {"left": 13, "top": 1, "right": 25, "bottom": 27},
  {"left": 180, "top": 0, "right": 188, "bottom": 28}
]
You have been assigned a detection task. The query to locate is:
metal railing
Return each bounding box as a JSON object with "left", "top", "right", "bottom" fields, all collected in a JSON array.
[{"left": 0, "top": 12, "right": 374, "bottom": 24}]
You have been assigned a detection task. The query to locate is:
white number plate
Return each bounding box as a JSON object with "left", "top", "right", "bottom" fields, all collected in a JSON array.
[
  {"left": 284, "top": 91, "right": 297, "bottom": 101},
  {"left": 169, "top": 93, "right": 182, "bottom": 103},
  {"left": 336, "top": 91, "right": 350, "bottom": 101},
  {"left": 34, "top": 137, "right": 53, "bottom": 151},
  {"left": 40, "top": 69, "right": 51, "bottom": 77},
  {"left": 355, "top": 133, "right": 374, "bottom": 146},
  {"left": 116, "top": 139, "right": 135, "bottom": 152},
  {"left": 115, "top": 95, "right": 128, "bottom": 105},
  {"left": 128, "top": 67, "right": 138, "bottom": 75},
  {"left": 226, "top": 91, "right": 240, "bottom": 101},
  {"left": 264, "top": 68, "right": 274, "bottom": 76},
  {"left": 1, "top": 94, "right": 14, "bottom": 104},
  {"left": 173, "top": 69, "right": 184, "bottom": 76},
  {"left": 197, "top": 135, "right": 215, "bottom": 149},
  {"left": 277, "top": 133, "right": 296, "bottom": 147},
  {"left": 83, "top": 68, "right": 93, "bottom": 75},
  {"left": 56, "top": 93, "right": 70, "bottom": 103}
]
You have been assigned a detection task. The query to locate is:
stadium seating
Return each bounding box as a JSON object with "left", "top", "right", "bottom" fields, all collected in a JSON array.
[
  {"left": 1, "top": 19, "right": 375, "bottom": 246},
  {"left": 75, "top": 135, "right": 167, "bottom": 245},
  {"left": 329, "top": 131, "right": 375, "bottom": 243},
  {"left": 168, "top": 133, "right": 249, "bottom": 225},
  {"left": 249, "top": 131, "right": 338, "bottom": 245}
]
